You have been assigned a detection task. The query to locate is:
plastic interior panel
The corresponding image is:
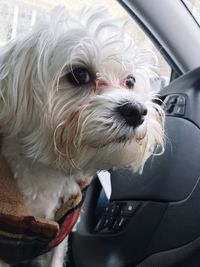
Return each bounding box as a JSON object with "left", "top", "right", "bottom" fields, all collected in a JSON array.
[{"left": 110, "top": 117, "right": 200, "bottom": 202}]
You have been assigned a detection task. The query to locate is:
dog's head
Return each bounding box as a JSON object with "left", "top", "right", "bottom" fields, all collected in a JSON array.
[{"left": 0, "top": 8, "right": 165, "bottom": 175}]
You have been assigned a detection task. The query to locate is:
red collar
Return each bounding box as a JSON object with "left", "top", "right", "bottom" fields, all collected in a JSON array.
[{"left": 0, "top": 155, "right": 92, "bottom": 265}]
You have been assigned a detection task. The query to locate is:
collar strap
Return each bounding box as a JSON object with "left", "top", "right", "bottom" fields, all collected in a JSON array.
[{"left": 0, "top": 155, "right": 92, "bottom": 264}]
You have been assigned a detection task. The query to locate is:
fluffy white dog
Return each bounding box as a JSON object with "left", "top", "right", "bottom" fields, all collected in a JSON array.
[{"left": 0, "top": 7, "right": 164, "bottom": 267}]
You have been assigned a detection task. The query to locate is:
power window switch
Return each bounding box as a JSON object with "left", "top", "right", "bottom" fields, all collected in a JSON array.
[
  {"left": 109, "top": 203, "right": 121, "bottom": 216},
  {"left": 165, "top": 104, "right": 174, "bottom": 113},
  {"left": 112, "top": 216, "right": 129, "bottom": 231},
  {"left": 174, "top": 105, "right": 185, "bottom": 115},
  {"left": 100, "top": 216, "right": 115, "bottom": 233},
  {"left": 102, "top": 216, "right": 115, "bottom": 230},
  {"left": 167, "top": 96, "right": 178, "bottom": 105},
  {"left": 177, "top": 95, "right": 186, "bottom": 105},
  {"left": 95, "top": 215, "right": 106, "bottom": 232}
]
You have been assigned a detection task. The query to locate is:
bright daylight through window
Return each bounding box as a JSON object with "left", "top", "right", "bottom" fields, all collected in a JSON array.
[
  {"left": 183, "top": 0, "right": 200, "bottom": 25},
  {"left": 0, "top": 0, "right": 171, "bottom": 90}
]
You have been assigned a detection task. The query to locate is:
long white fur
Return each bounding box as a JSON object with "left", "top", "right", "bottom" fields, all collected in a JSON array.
[{"left": 0, "top": 7, "right": 164, "bottom": 267}]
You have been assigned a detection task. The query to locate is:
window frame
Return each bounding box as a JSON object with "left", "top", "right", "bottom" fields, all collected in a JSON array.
[{"left": 118, "top": 0, "right": 200, "bottom": 82}]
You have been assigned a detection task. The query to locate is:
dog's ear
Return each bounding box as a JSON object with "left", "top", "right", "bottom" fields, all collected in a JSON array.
[
  {"left": 0, "top": 37, "right": 41, "bottom": 136},
  {"left": 0, "top": 7, "right": 75, "bottom": 141},
  {"left": 0, "top": 9, "right": 62, "bottom": 137},
  {"left": 133, "top": 48, "right": 159, "bottom": 94}
]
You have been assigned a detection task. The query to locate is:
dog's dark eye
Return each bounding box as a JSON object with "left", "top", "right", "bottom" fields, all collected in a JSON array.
[
  {"left": 125, "top": 75, "right": 136, "bottom": 89},
  {"left": 67, "top": 67, "right": 91, "bottom": 86}
]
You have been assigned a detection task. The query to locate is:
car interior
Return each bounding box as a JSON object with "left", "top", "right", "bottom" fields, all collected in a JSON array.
[
  {"left": 67, "top": 0, "right": 200, "bottom": 266},
  {"left": 1, "top": 0, "right": 200, "bottom": 266}
]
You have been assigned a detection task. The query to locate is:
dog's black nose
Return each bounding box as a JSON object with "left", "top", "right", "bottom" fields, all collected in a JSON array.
[{"left": 118, "top": 102, "right": 147, "bottom": 128}]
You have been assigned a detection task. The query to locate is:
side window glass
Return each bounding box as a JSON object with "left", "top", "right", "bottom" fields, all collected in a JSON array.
[{"left": 0, "top": 0, "right": 171, "bottom": 90}]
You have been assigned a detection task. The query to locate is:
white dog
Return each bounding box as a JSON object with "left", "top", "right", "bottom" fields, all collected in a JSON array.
[{"left": 0, "top": 7, "right": 164, "bottom": 267}]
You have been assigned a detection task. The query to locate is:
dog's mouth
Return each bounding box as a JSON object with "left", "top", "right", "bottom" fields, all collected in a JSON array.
[
  {"left": 116, "top": 135, "right": 129, "bottom": 143},
  {"left": 135, "top": 120, "right": 147, "bottom": 140},
  {"left": 116, "top": 120, "right": 147, "bottom": 144}
]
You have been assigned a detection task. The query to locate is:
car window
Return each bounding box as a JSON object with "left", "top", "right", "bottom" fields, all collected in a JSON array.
[
  {"left": 0, "top": 0, "right": 171, "bottom": 90},
  {"left": 183, "top": 0, "right": 200, "bottom": 25}
]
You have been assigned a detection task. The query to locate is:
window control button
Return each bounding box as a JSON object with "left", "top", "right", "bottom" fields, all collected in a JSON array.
[
  {"left": 177, "top": 95, "right": 186, "bottom": 105},
  {"left": 168, "top": 96, "right": 178, "bottom": 104},
  {"left": 164, "top": 94, "right": 186, "bottom": 115},
  {"left": 105, "top": 202, "right": 121, "bottom": 217},
  {"left": 95, "top": 201, "right": 141, "bottom": 233},
  {"left": 165, "top": 103, "right": 174, "bottom": 113},
  {"left": 174, "top": 105, "right": 185, "bottom": 115},
  {"left": 112, "top": 216, "right": 129, "bottom": 231},
  {"left": 95, "top": 216, "right": 106, "bottom": 232},
  {"left": 95, "top": 203, "right": 118, "bottom": 232},
  {"left": 110, "top": 204, "right": 121, "bottom": 216},
  {"left": 95, "top": 211, "right": 108, "bottom": 232},
  {"left": 102, "top": 216, "right": 115, "bottom": 229},
  {"left": 121, "top": 201, "right": 140, "bottom": 216}
]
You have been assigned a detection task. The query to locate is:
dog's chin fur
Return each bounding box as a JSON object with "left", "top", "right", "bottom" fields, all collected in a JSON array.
[{"left": 0, "top": 7, "right": 165, "bottom": 267}]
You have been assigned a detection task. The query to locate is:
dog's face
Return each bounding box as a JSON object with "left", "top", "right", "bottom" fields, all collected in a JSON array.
[{"left": 0, "top": 8, "right": 164, "bottom": 176}]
